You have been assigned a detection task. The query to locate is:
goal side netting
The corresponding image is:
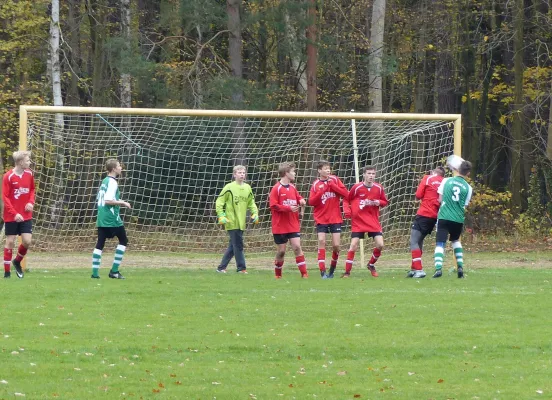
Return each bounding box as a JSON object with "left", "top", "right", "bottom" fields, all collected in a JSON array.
[{"left": 21, "top": 107, "right": 459, "bottom": 255}]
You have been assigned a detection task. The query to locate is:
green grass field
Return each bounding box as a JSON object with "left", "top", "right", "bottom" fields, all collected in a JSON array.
[{"left": 1, "top": 251, "right": 552, "bottom": 399}]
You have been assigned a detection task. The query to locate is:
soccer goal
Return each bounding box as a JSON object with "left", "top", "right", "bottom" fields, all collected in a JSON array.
[{"left": 19, "top": 106, "right": 460, "bottom": 257}]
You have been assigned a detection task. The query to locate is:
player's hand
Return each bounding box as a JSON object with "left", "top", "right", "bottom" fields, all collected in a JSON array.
[
  {"left": 218, "top": 216, "right": 230, "bottom": 225},
  {"left": 14, "top": 214, "right": 24, "bottom": 222},
  {"left": 299, "top": 199, "right": 306, "bottom": 207},
  {"left": 251, "top": 214, "right": 259, "bottom": 224},
  {"left": 122, "top": 201, "right": 131, "bottom": 209},
  {"left": 289, "top": 205, "right": 299, "bottom": 213},
  {"left": 24, "top": 203, "right": 34, "bottom": 212}
]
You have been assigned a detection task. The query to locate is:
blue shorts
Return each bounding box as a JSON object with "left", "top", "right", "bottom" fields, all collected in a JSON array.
[
  {"left": 4, "top": 220, "right": 33, "bottom": 236},
  {"left": 316, "top": 223, "right": 342, "bottom": 234},
  {"left": 273, "top": 232, "right": 300, "bottom": 245}
]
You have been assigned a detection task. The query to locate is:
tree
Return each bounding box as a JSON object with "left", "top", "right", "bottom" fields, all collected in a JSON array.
[{"left": 368, "top": 0, "right": 386, "bottom": 113}]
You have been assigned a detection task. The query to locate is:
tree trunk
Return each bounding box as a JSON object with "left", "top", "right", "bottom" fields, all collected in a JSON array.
[
  {"left": 227, "top": 0, "right": 245, "bottom": 165},
  {"left": 87, "top": 0, "right": 107, "bottom": 106},
  {"left": 50, "top": 0, "right": 66, "bottom": 227},
  {"left": 120, "top": 0, "right": 131, "bottom": 108},
  {"left": 510, "top": 0, "right": 524, "bottom": 214},
  {"left": 547, "top": 80, "right": 552, "bottom": 160},
  {"left": 306, "top": 0, "right": 317, "bottom": 111},
  {"left": 368, "top": 0, "right": 386, "bottom": 113},
  {"left": 67, "top": 0, "right": 82, "bottom": 106},
  {"left": 285, "top": 13, "right": 307, "bottom": 95}
]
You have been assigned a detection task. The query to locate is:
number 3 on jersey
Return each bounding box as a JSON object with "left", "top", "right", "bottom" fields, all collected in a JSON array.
[{"left": 451, "top": 186, "right": 460, "bottom": 202}]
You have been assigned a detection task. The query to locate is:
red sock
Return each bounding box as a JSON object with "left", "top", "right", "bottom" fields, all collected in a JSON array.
[
  {"left": 369, "top": 248, "right": 381, "bottom": 266},
  {"left": 274, "top": 260, "right": 283, "bottom": 277},
  {"left": 296, "top": 255, "right": 307, "bottom": 275},
  {"left": 411, "top": 249, "right": 422, "bottom": 270},
  {"left": 330, "top": 251, "right": 339, "bottom": 268},
  {"left": 345, "top": 250, "right": 355, "bottom": 274},
  {"left": 4, "top": 248, "right": 12, "bottom": 273},
  {"left": 317, "top": 249, "right": 326, "bottom": 272},
  {"left": 14, "top": 244, "right": 28, "bottom": 263}
]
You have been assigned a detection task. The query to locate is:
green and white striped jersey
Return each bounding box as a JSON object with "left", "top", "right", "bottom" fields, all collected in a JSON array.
[
  {"left": 437, "top": 176, "right": 473, "bottom": 223},
  {"left": 96, "top": 176, "right": 123, "bottom": 227}
]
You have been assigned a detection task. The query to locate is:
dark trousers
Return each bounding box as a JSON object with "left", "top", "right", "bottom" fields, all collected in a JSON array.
[{"left": 218, "top": 230, "right": 246, "bottom": 271}]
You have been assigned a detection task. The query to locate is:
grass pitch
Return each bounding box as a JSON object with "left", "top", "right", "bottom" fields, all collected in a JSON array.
[{"left": 1, "top": 253, "right": 552, "bottom": 399}]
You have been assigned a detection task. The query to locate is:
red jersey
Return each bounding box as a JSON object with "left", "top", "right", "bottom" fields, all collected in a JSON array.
[
  {"left": 269, "top": 182, "right": 304, "bottom": 234},
  {"left": 415, "top": 174, "right": 444, "bottom": 219},
  {"left": 308, "top": 175, "right": 349, "bottom": 225},
  {"left": 2, "top": 168, "right": 36, "bottom": 222},
  {"left": 344, "top": 182, "right": 388, "bottom": 233}
]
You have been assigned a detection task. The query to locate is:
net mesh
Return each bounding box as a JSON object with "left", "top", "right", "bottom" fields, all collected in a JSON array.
[{"left": 25, "top": 111, "right": 456, "bottom": 254}]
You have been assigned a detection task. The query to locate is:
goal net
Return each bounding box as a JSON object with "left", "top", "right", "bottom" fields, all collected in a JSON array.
[{"left": 21, "top": 107, "right": 459, "bottom": 256}]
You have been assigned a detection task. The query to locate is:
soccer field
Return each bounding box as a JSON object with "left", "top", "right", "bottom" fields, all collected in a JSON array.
[{"left": 1, "top": 252, "right": 551, "bottom": 399}]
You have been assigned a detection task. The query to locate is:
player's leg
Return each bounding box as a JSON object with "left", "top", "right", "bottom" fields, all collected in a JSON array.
[
  {"left": 367, "top": 234, "right": 384, "bottom": 277},
  {"left": 10, "top": 220, "right": 32, "bottom": 278},
  {"left": 328, "top": 229, "right": 341, "bottom": 278},
  {"left": 217, "top": 231, "right": 235, "bottom": 273},
  {"left": 4, "top": 227, "right": 17, "bottom": 278},
  {"left": 316, "top": 228, "right": 327, "bottom": 277},
  {"left": 289, "top": 235, "right": 308, "bottom": 278},
  {"left": 92, "top": 228, "right": 108, "bottom": 278},
  {"left": 450, "top": 223, "right": 464, "bottom": 278},
  {"left": 433, "top": 220, "right": 448, "bottom": 278},
  {"left": 109, "top": 227, "right": 128, "bottom": 279},
  {"left": 231, "top": 230, "right": 247, "bottom": 273},
  {"left": 343, "top": 235, "right": 361, "bottom": 277},
  {"left": 408, "top": 228, "right": 425, "bottom": 277},
  {"left": 273, "top": 235, "right": 287, "bottom": 278}
]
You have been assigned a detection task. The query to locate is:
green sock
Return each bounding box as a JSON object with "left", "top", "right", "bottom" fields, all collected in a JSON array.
[
  {"left": 92, "top": 248, "right": 102, "bottom": 277},
  {"left": 434, "top": 245, "right": 444, "bottom": 270},
  {"left": 111, "top": 245, "right": 126, "bottom": 273}
]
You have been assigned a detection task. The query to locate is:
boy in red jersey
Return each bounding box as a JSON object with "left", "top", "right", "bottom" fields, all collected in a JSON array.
[
  {"left": 269, "top": 162, "right": 308, "bottom": 279},
  {"left": 342, "top": 165, "right": 388, "bottom": 278},
  {"left": 308, "top": 161, "right": 349, "bottom": 278},
  {"left": 2, "top": 151, "right": 35, "bottom": 278},
  {"left": 406, "top": 166, "right": 445, "bottom": 278}
]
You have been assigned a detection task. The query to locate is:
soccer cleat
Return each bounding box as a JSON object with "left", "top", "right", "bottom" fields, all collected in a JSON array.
[
  {"left": 341, "top": 273, "right": 350, "bottom": 278},
  {"left": 275, "top": 275, "right": 282, "bottom": 279},
  {"left": 326, "top": 273, "right": 334, "bottom": 279},
  {"left": 301, "top": 273, "right": 309, "bottom": 279},
  {"left": 320, "top": 270, "right": 326, "bottom": 278},
  {"left": 432, "top": 269, "right": 443, "bottom": 278},
  {"left": 406, "top": 270, "right": 416, "bottom": 278},
  {"left": 216, "top": 268, "right": 227, "bottom": 273},
  {"left": 91, "top": 275, "right": 100, "bottom": 279},
  {"left": 13, "top": 260, "right": 24, "bottom": 279},
  {"left": 457, "top": 266, "right": 464, "bottom": 278},
  {"left": 367, "top": 264, "right": 378, "bottom": 277},
  {"left": 237, "top": 270, "right": 248, "bottom": 274},
  {"left": 4, "top": 271, "right": 10, "bottom": 278},
  {"left": 413, "top": 270, "right": 427, "bottom": 278},
  {"left": 108, "top": 271, "right": 125, "bottom": 279}
]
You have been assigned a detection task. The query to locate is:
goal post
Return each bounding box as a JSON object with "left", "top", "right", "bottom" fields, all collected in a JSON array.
[{"left": 19, "top": 105, "right": 461, "bottom": 263}]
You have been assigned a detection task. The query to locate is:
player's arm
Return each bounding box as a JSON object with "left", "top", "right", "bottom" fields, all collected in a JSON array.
[
  {"left": 269, "top": 187, "right": 297, "bottom": 212},
  {"left": 25, "top": 173, "right": 36, "bottom": 212},
  {"left": 437, "top": 178, "right": 447, "bottom": 204},
  {"left": 308, "top": 181, "right": 324, "bottom": 206},
  {"left": 215, "top": 185, "right": 232, "bottom": 224},
  {"left": 104, "top": 180, "right": 131, "bottom": 208},
  {"left": 343, "top": 183, "right": 357, "bottom": 218},
  {"left": 378, "top": 188, "right": 389, "bottom": 207},
  {"left": 415, "top": 175, "right": 427, "bottom": 200},
  {"left": 247, "top": 189, "right": 259, "bottom": 223},
  {"left": 1, "top": 175, "right": 19, "bottom": 219},
  {"left": 329, "top": 176, "right": 349, "bottom": 198},
  {"left": 464, "top": 185, "right": 474, "bottom": 208}
]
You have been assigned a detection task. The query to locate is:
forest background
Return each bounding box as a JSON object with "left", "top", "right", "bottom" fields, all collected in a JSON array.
[{"left": 1, "top": 0, "right": 552, "bottom": 242}]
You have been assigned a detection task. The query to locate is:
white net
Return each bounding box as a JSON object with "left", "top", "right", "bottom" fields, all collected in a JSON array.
[{"left": 25, "top": 110, "right": 456, "bottom": 254}]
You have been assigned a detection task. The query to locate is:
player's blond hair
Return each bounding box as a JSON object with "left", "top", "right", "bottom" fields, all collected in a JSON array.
[
  {"left": 278, "top": 162, "right": 296, "bottom": 177},
  {"left": 105, "top": 159, "right": 120, "bottom": 172},
  {"left": 12, "top": 151, "right": 31, "bottom": 164},
  {"left": 233, "top": 165, "right": 246, "bottom": 174}
]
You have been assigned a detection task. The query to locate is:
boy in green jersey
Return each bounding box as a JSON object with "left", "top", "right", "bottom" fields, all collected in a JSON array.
[
  {"left": 91, "top": 159, "right": 131, "bottom": 279},
  {"left": 433, "top": 160, "right": 473, "bottom": 279},
  {"left": 215, "top": 165, "right": 259, "bottom": 273}
]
